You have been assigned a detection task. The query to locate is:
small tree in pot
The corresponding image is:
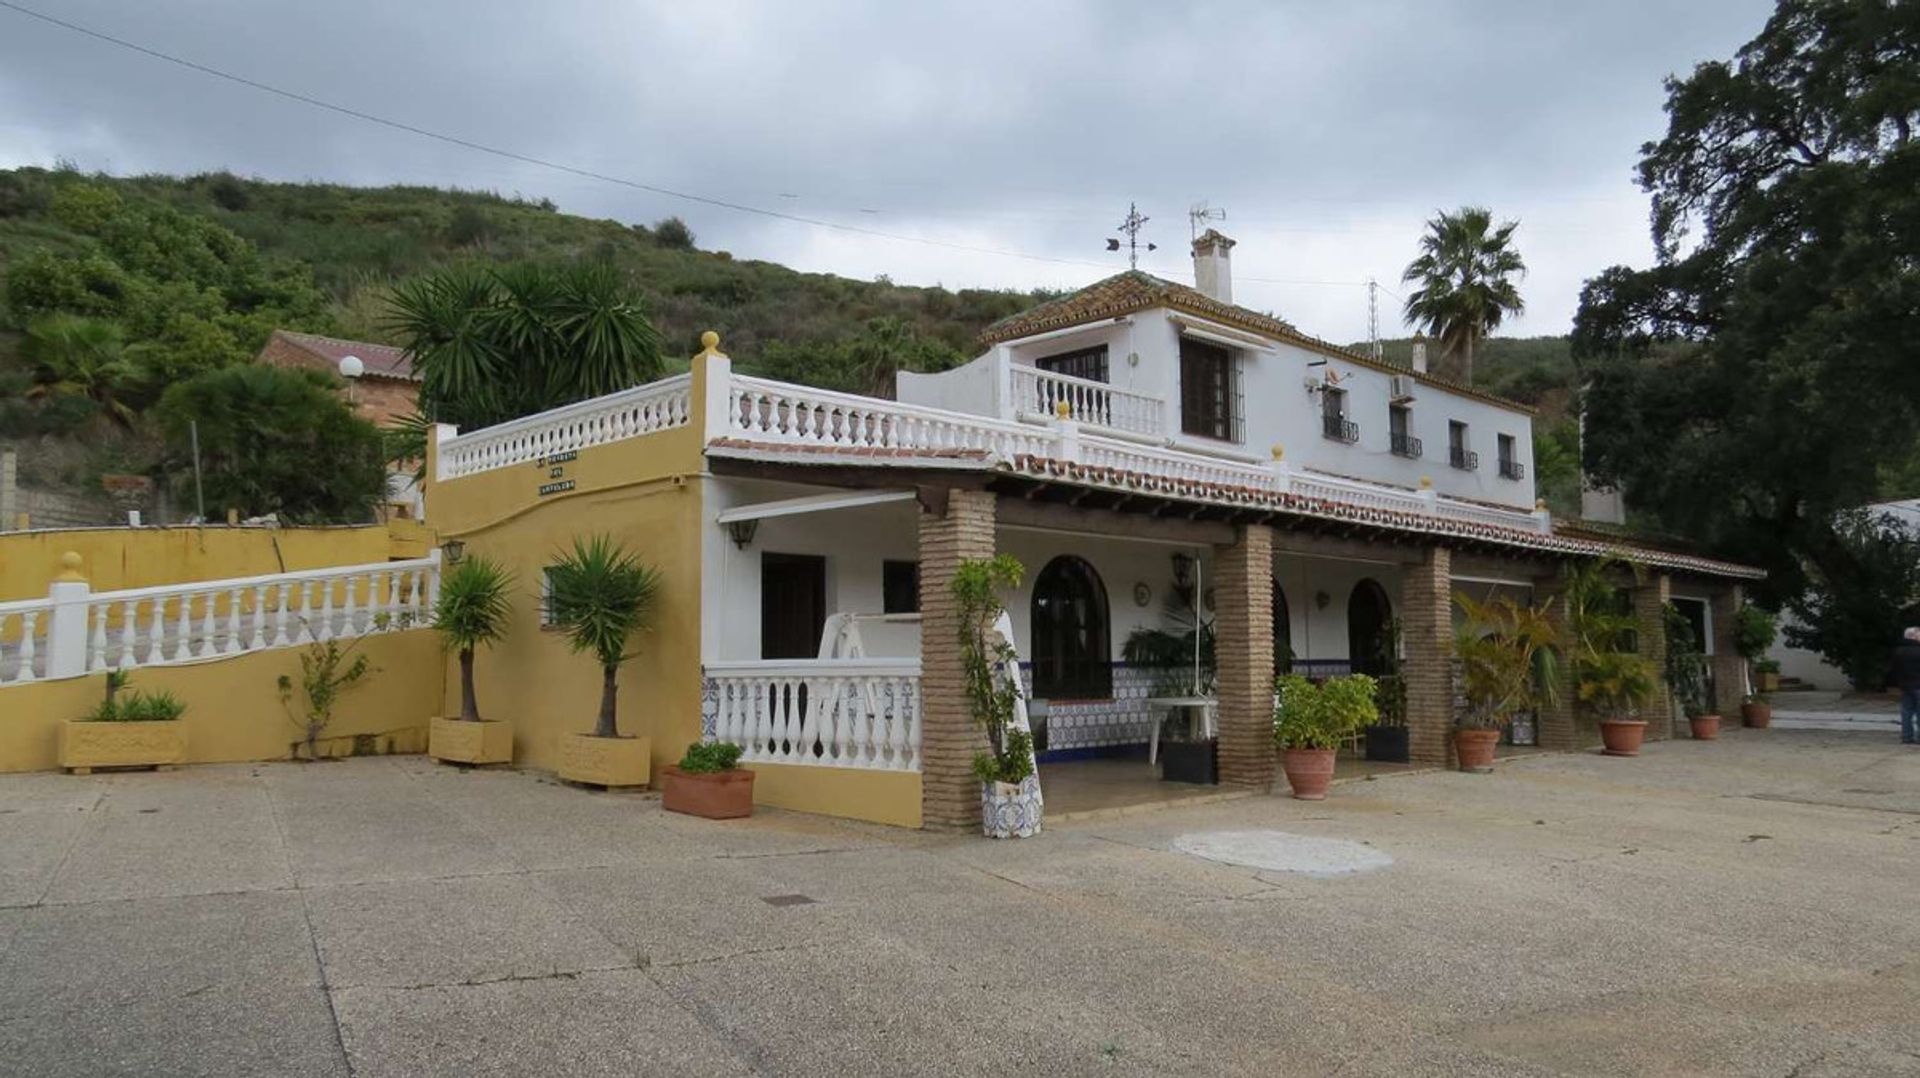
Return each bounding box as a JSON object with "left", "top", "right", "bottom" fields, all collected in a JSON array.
[
  {"left": 954, "top": 554, "right": 1042, "bottom": 838},
  {"left": 1733, "top": 604, "right": 1778, "bottom": 725},
  {"left": 1453, "top": 593, "right": 1560, "bottom": 772},
  {"left": 1273, "top": 673, "right": 1376, "bottom": 799},
  {"left": 1663, "top": 602, "right": 1718, "bottom": 739},
  {"left": 427, "top": 556, "right": 516, "bottom": 765},
  {"left": 1563, "top": 556, "right": 1658, "bottom": 756},
  {"left": 549, "top": 535, "right": 663, "bottom": 788}
]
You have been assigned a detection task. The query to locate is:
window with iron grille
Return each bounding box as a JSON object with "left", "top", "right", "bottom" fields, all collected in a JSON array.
[
  {"left": 1449, "top": 421, "right": 1477, "bottom": 470},
  {"left": 1035, "top": 345, "right": 1109, "bottom": 383},
  {"left": 1389, "top": 405, "right": 1421, "bottom": 457},
  {"left": 1497, "top": 433, "right": 1523, "bottom": 479},
  {"left": 1320, "top": 387, "right": 1357, "bottom": 442},
  {"left": 1179, "top": 337, "right": 1238, "bottom": 442}
]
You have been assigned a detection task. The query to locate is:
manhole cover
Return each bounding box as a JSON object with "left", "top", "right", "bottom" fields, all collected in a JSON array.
[
  {"left": 760, "top": 894, "right": 817, "bottom": 907},
  {"left": 1171, "top": 830, "right": 1391, "bottom": 877}
]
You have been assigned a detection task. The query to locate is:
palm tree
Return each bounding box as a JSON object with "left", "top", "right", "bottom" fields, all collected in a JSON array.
[
  {"left": 22, "top": 313, "right": 143, "bottom": 426},
  {"left": 1400, "top": 207, "right": 1526, "bottom": 385},
  {"left": 548, "top": 535, "right": 662, "bottom": 738},
  {"left": 430, "top": 556, "right": 514, "bottom": 722}
]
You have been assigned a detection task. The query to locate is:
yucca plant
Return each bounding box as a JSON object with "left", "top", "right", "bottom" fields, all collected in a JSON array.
[
  {"left": 1453, "top": 593, "right": 1561, "bottom": 730},
  {"left": 431, "top": 556, "right": 514, "bottom": 722},
  {"left": 548, "top": 535, "right": 662, "bottom": 739}
]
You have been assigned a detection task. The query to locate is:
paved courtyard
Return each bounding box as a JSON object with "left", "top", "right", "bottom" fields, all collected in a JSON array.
[{"left": 2, "top": 729, "right": 1916, "bottom": 1077}]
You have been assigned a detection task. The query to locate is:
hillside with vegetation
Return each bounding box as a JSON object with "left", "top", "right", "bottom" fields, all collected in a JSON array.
[{"left": 0, "top": 165, "right": 1592, "bottom": 516}]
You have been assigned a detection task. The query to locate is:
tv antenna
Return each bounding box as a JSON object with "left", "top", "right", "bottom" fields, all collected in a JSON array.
[
  {"left": 1189, "top": 202, "right": 1227, "bottom": 240},
  {"left": 1105, "top": 202, "right": 1156, "bottom": 269},
  {"left": 1366, "top": 277, "right": 1382, "bottom": 361}
]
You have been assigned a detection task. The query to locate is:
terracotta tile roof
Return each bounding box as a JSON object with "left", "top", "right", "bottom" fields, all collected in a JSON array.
[
  {"left": 976, "top": 271, "right": 1534, "bottom": 416},
  {"left": 265, "top": 330, "right": 418, "bottom": 382},
  {"left": 706, "top": 439, "right": 1762, "bottom": 580}
]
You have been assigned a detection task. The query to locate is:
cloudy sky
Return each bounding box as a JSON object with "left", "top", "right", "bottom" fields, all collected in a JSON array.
[{"left": 0, "top": 0, "right": 1774, "bottom": 342}]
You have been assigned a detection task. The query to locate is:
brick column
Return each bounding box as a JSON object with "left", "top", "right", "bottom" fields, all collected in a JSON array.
[
  {"left": 1402, "top": 545, "right": 1455, "bottom": 767},
  {"left": 1633, "top": 573, "right": 1673, "bottom": 740},
  {"left": 1532, "top": 572, "right": 1582, "bottom": 751},
  {"left": 917, "top": 489, "right": 997, "bottom": 831},
  {"left": 1214, "top": 525, "right": 1275, "bottom": 789},
  {"left": 1709, "top": 585, "right": 1747, "bottom": 717}
]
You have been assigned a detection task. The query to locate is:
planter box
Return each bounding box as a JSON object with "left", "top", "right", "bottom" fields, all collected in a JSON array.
[
  {"left": 429, "top": 717, "right": 514, "bottom": 765},
  {"left": 981, "top": 773, "right": 1043, "bottom": 839},
  {"left": 1363, "top": 724, "right": 1410, "bottom": 763},
  {"left": 60, "top": 720, "right": 186, "bottom": 774},
  {"left": 1758, "top": 672, "right": 1780, "bottom": 692},
  {"left": 661, "top": 765, "right": 755, "bottom": 819},
  {"left": 558, "top": 734, "right": 651, "bottom": 788},
  {"left": 1159, "top": 739, "right": 1218, "bottom": 785}
]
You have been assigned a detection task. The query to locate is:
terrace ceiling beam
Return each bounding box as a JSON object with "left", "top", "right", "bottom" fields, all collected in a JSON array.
[{"left": 996, "top": 499, "right": 1235, "bottom": 547}]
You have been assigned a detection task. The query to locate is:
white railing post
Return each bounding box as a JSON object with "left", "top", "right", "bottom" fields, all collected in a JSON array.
[
  {"left": 1418, "top": 478, "right": 1439, "bottom": 515},
  {"left": 699, "top": 334, "right": 733, "bottom": 443},
  {"left": 44, "top": 553, "right": 91, "bottom": 680},
  {"left": 994, "top": 346, "right": 1014, "bottom": 421},
  {"left": 1269, "top": 446, "right": 1291, "bottom": 495},
  {"left": 1532, "top": 500, "right": 1554, "bottom": 535},
  {"left": 431, "top": 423, "right": 459, "bottom": 483}
]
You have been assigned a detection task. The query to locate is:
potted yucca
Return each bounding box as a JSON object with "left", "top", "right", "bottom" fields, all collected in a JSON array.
[
  {"left": 1563, "top": 556, "right": 1658, "bottom": 756},
  {"left": 428, "top": 556, "right": 516, "bottom": 765},
  {"left": 548, "top": 534, "right": 662, "bottom": 788}
]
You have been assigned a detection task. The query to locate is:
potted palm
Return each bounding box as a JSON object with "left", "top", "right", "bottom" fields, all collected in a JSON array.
[
  {"left": 1453, "top": 594, "right": 1560, "bottom": 772},
  {"left": 661, "top": 741, "right": 754, "bottom": 818},
  {"left": 1273, "top": 673, "right": 1376, "bottom": 799},
  {"left": 1663, "top": 602, "right": 1719, "bottom": 739},
  {"left": 548, "top": 535, "right": 662, "bottom": 788},
  {"left": 1563, "top": 556, "right": 1658, "bottom": 756},
  {"left": 427, "top": 555, "right": 516, "bottom": 766},
  {"left": 955, "top": 555, "right": 1042, "bottom": 839}
]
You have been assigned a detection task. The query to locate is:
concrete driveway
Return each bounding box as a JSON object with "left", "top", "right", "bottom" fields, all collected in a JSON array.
[{"left": 1, "top": 729, "right": 1916, "bottom": 1077}]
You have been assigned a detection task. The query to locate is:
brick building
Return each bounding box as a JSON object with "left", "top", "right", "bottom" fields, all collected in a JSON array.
[{"left": 255, "top": 330, "right": 419, "bottom": 427}]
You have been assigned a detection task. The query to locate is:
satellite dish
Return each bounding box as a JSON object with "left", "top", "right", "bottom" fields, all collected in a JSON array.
[{"left": 338, "top": 355, "right": 365, "bottom": 379}]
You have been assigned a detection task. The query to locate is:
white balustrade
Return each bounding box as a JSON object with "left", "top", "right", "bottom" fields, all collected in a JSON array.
[
  {"left": 705, "top": 660, "right": 922, "bottom": 772},
  {"left": 1010, "top": 366, "right": 1162, "bottom": 436},
  {"left": 1434, "top": 495, "right": 1550, "bottom": 533},
  {"left": 436, "top": 374, "right": 692, "bottom": 480},
  {"left": 1289, "top": 471, "right": 1433, "bottom": 517},
  {"left": 726, "top": 375, "right": 1053, "bottom": 461},
  {"left": 0, "top": 554, "right": 439, "bottom": 687}
]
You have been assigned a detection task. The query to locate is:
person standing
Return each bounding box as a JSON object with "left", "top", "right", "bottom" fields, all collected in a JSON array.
[{"left": 1895, "top": 628, "right": 1920, "bottom": 745}]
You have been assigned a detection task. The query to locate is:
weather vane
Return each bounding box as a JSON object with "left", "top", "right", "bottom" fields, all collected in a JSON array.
[{"left": 1106, "top": 202, "right": 1156, "bottom": 269}]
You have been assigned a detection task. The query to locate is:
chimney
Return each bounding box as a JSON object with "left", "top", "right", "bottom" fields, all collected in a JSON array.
[
  {"left": 1191, "top": 229, "right": 1236, "bottom": 304},
  {"left": 1410, "top": 334, "right": 1429, "bottom": 375}
]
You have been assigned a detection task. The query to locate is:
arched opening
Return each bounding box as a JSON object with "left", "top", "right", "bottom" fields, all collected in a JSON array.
[
  {"left": 1274, "top": 579, "right": 1293, "bottom": 674},
  {"left": 1030, "top": 555, "right": 1112, "bottom": 699},
  {"left": 1347, "top": 578, "right": 1394, "bottom": 677}
]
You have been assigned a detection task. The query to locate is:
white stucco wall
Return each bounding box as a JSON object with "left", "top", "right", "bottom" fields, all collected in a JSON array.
[{"left": 894, "top": 306, "right": 1537, "bottom": 510}]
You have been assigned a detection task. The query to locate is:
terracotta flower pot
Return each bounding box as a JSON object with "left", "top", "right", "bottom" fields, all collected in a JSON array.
[
  {"left": 1741, "top": 701, "right": 1772, "bottom": 728},
  {"left": 1280, "top": 747, "right": 1337, "bottom": 800},
  {"left": 1599, "top": 719, "right": 1648, "bottom": 756},
  {"left": 1689, "top": 714, "right": 1721, "bottom": 740},
  {"left": 1454, "top": 728, "right": 1500, "bottom": 772},
  {"left": 661, "top": 766, "right": 755, "bottom": 819}
]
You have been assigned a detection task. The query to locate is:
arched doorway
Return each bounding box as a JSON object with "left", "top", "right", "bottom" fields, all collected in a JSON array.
[
  {"left": 1274, "top": 579, "right": 1293, "bottom": 674},
  {"left": 1030, "top": 555, "right": 1112, "bottom": 699},
  {"left": 1347, "top": 578, "right": 1394, "bottom": 676}
]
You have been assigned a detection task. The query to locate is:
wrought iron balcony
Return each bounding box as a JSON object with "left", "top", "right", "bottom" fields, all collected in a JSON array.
[
  {"left": 1390, "top": 432, "right": 1423, "bottom": 459},
  {"left": 1499, "top": 458, "right": 1525, "bottom": 480},
  {"left": 1450, "top": 446, "right": 1479, "bottom": 471},
  {"left": 1322, "top": 414, "right": 1359, "bottom": 444}
]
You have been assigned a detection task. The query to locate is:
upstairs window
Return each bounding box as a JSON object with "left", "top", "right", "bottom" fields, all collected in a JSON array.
[
  {"left": 1449, "top": 421, "right": 1478, "bottom": 471},
  {"left": 1497, "top": 434, "right": 1523, "bottom": 480},
  {"left": 1035, "top": 345, "right": 1109, "bottom": 384},
  {"left": 1389, "top": 405, "right": 1420, "bottom": 458},
  {"left": 1179, "top": 338, "right": 1239, "bottom": 442},
  {"left": 1321, "top": 387, "right": 1357, "bottom": 443}
]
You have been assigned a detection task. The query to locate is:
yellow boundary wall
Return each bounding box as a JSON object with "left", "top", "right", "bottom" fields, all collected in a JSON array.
[
  {"left": 747, "top": 763, "right": 923, "bottom": 828},
  {"left": 0, "top": 630, "right": 444, "bottom": 772}
]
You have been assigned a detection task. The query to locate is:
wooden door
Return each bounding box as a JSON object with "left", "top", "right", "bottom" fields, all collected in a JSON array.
[{"left": 761, "top": 553, "right": 827, "bottom": 659}]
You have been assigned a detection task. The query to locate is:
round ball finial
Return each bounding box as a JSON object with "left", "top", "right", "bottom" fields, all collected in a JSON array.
[
  {"left": 700, "top": 330, "right": 720, "bottom": 353},
  {"left": 1054, "top": 399, "right": 1072, "bottom": 420},
  {"left": 57, "top": 551, "right": 85, "bottom": 582},
  {"left": 1270, "top": 444, "right": 1285, "bottom": 461},
  {"left": 1419, "top": 476, "right": 1433, "bottom": 489},
  {"left": 1535, "top": 498, "right": 1549, "bottom": 511}
]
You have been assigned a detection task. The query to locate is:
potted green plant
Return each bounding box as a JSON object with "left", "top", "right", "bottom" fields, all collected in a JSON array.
[
  {"left": 1364, "top": 673, "right": 1410, "bottom": 762},
  {"left": 1563, "top": 556, "right": 1658, "bottom": 756},
  {"left": 427, "top": 555, "right": 516, "bottom": 766},
  {"left": 661, "top": 741, "right": 754, "bottom": 818},
  {"left": 548, "top": 534, "right": 662, "bottom": 788},
  {"left": 1733, "top": 602, "right": 1778, "bottom": 696},
  {"left": 954, "top": 555, "right": 1042, "bottom": 838},
  {"left": 1453, "top": 594, "right": 1560, "bottom": 772},
  {"left": 1273, "top": 673, "right": 1376, "bottom": 799},
  {"left": 1753, "top": 658, "right": 1782, "bottom": 693},
  {"left": 1663, "top": 602, "right": 1719, "bottom": 739},
  {"left": 61, "top": 672, "right": 188, "bottom": 774},
  {"left": 1741, "top": 693, "right": 1773, "bottom": 728}
]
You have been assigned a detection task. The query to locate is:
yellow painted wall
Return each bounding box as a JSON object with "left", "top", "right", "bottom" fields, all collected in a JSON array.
[
  {"left": 0, "top": 520, "right": 434, "bottom": 602},
  {"left": 425, "top": 402, "right": 707, "bottom": 779},
  {"left": 748, "top": 763, "right": 923, "bottom": 828},
  {"left": 0, "top": 630, "right": 444, "bottom": 773}
]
